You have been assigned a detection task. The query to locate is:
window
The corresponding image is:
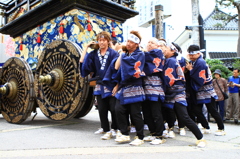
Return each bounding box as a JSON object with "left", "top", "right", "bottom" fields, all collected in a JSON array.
[{"left": 150, "top": 0, "right": 153, "bottom": 17}]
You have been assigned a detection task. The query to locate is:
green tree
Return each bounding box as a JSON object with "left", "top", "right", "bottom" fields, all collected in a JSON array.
[
  {"left": 215, "top": 0, "right": 240, "bottom": 56},
  {"left": 232, "top": 58, "right": 240, "bottom": 69},
  {"left": 206, "top": 59, "right": 224, "bottom": 65},
  {"left": 206, "top": 59, "right": 232, "bottom": 79}
]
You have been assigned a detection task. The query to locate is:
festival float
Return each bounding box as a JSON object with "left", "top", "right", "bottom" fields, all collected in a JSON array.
[{"left": 0, "top": 0, "right": 137, "bottom": 123}]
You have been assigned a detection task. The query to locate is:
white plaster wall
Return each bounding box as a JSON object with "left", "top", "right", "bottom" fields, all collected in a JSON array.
[
  {"left": 205, "top": 31, "right": 238, "bottom": 53},
  {"left": 181, "top": 39, "right": 193, "bottom": 59},
  {"left": 174, "top": 30, "right": 238, "bottom": 59}
]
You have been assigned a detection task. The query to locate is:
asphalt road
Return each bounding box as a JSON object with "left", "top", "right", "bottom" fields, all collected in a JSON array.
[{"left": 0, "top": 107, "right": 239, "bottom": 159}]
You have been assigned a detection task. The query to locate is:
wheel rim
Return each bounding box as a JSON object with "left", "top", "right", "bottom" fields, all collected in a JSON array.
[{"left": 0, "top": 57, "right": 34, "bottom": 123}]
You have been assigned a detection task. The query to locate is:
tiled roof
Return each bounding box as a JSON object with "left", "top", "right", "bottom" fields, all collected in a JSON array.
[
  {"left": 203, "top": 10, "right": 238, "bottom": 30},
  {"left": 209, "top": 52, "right": 237, "bottom": 59}
]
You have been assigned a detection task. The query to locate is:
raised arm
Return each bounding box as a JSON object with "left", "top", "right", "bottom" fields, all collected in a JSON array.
[
  {"left": 115, "top": 53, "right": 122, "bottom": 70},
  {"left": 80, "top": 41, "right": 96, "bottom": 63}
]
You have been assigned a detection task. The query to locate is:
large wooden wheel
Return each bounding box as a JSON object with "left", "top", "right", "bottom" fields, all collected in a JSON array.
[
  {"left": 0, "top": 57, "right": 35, "bottom": 123},
  {"left": 34, "top": 40, "right": 93, "bottom": 120},
  {"left": 74, "top": 87, "right": 94, "bottom": 118}
]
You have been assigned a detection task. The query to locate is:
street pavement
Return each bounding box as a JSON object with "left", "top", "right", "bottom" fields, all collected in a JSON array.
[{"left": 0, "top": 107, "right": 239, "bottom": 159}]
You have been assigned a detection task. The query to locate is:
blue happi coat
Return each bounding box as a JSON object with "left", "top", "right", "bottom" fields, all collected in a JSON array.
[
  {"left": 102, "top": 56, "right": 119, "bottom": 90},
  {"left": 177, "top": 54, "right": 186, "bottom": 72},
  {"left": 163, "top": 55, "right": 187, "bottom": 109},
  {"left": 143, "top": 49, "right": 165, "bottom": 102},
  {"left": 189, "top": 55, "right": 218, "bottom": 104},
  {"left": 113, "top": 47, "right": 146, "bottom": 105},
  {"left": 81, "top": 47, "right": 118, "bottom": 98}
]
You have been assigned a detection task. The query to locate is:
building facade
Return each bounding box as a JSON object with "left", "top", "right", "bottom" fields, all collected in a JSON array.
[{"left": 174, "top": 9, "right": 238, "bottom": 62}]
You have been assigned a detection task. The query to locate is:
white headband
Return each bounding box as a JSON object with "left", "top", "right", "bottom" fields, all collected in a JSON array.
[
  {"left": 159, "top": 40, "right": 167, "bottom": 46},
  {"left": 189, "top": 49, "right": 205, "bottom": 55},
  {"left": 128, "top": 34, "right": 140, "bottom": 44},
  {"left": 150, "top": 37, "right": 160, "bottom": 45},
  {"left": 168, "top": 43, "right": 178, "bottom": 53}
]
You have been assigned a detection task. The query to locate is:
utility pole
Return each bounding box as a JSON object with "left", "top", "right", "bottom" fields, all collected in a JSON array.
[
  {"left": 191, "top": 0, "right": 200, "bottom": 45},
  {"left": 155, "top": 4, "right": 164, "bottom": 39}
]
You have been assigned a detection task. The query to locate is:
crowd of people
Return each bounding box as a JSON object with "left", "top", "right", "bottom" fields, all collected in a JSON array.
[{"left": 79, "top": 30, "right": 236, "bottom": 148}]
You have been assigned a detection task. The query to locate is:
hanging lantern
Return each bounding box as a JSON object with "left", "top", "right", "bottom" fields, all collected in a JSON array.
[
  {"left": 87, "top": 21, "right": 92, "bottom": 31},
  {"left": 59, "top": 23, "right": 64, "bottom": 34},
  {"left": 112, "top": 27, "right": 116, "bottom": 37},
  {"left": 87, "top": 12, "right": 92, "bottom": 31},
  {"left": 111, "top": 20, "right": 116, "bottom": 37},
  {"left": 19, "top": 37, "right": 23, "bottom": 51},
  {"left": 19, "top": 42, "right": 23, "bottom": 51},
  {"left": 37, "top": 33, "right": 41, "bottom": 43}
]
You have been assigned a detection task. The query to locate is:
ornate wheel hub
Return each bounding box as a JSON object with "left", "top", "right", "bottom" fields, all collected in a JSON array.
[
  {"left": 0, "top": 80, "right": 18, "bottom": 99},
  {"left": 39, "top": 68, "right": 64, "bottom": 91}
]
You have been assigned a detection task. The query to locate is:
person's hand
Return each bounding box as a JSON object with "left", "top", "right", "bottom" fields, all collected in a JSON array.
[
  {"left": 229, "top": 81, "right": 234, "bottom": 87},
  {"left": 114, "top": 43, "right": 123, "bottom": 53},
  {"left": 233, "top": 83, "right": 238, "bottom": 87},
  {"left": 80, "top": 41, "right": 96, "bottom": 63},
  {"left": 112, "top": 84, "right": 119, "bottom": 96},
  {"left": 109, "top": 41, "right": 114, "bottom": 49},
  {"left": 186, "top": 63, "right": 193, "bottom": 71},
  {"left": 87, "top": 41, "right": 96, "bottom": 47}
]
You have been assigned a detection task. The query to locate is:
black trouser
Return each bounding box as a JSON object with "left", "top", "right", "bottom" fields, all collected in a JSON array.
[
  {"left": 142, "top": 100, "right": 164, "bottom": 137},
  {"left": 115, "top": 100, "right": 144, "bottom": 140},
  {"left": 178, "top": 100, "right": 198, "bottom": 129},
  {"left": 174, "top": 102, "right": 203, "bottom": 140},
  {"left": 162, "top": 106, "right": 176, "bottom": 129},
  {"left": 162, "top": 106, "right": 186, "bottom": 129},
  {"left": 96, "top": 95, "right": 118, "bottom": 132},
  {"left": 194, "top": 97, "right": 224, "bottom": 130},
  {"left": 177, "top": 116, "right": 185, "bottom": 129},
  {"left": 187, "top": 101, "right": 197, "bottom": 122}
]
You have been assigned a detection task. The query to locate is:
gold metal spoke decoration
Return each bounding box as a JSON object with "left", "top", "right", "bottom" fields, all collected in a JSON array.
[
  {"left": 0, "top": 57, "right": 35, "bottom": 123},
  {"left": 35, "top": 40, "right": 92, "bottom": 120}
]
